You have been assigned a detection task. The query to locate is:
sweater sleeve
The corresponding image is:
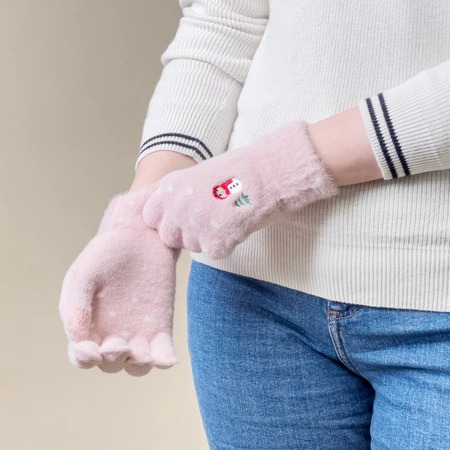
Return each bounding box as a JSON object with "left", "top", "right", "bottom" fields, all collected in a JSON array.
[
  {"left": 135, "top": 0, "right": 269, "bottom": 171},
  {"left": 357, "top": 58, "right": 450, "bottom": 180}
]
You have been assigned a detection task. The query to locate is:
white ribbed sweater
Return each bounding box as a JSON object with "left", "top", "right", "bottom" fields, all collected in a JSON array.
[{"left": 136, "top": 0, "right": 450, "bottom": 312}]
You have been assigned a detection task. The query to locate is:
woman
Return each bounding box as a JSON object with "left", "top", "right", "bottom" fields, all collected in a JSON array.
[{"left": 59, "top": 0, "right": 450, "bottom": 448}]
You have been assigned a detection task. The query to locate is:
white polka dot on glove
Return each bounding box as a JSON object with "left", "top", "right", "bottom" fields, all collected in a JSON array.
[
  {"left": 143, "top": 119, "right": 339, "bottom": 259},
  {"left": 59, "top": 185, "right": 180, "bottom": 377}
]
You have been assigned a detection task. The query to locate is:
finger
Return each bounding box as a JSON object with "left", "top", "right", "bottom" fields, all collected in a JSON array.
[
  {"left": 182, "top": 232, "right": 202, "bottom": 254},
  {"left": 202, "top": 242, "right": 233, "bottom": 260},
  {"left": 158, "top": 216, "right": 185, "bottom": 250},
  {"left": 142, "top": 190, "right": 164, "bottom": 230},
  {"left": 201, "top": 231, "right": 246, "bottom": 259},
  {"left": 59, "top": 263, "right": 98, "bottom": 342},
  {"left": 68, "top": 340, "right": 102, "bottom": 369},
  {"left": 98, "top": 336, "right": 131, "bottom": 374},
  {"left": 124, "top": 335, "right": 154, "bottom": 377},
  {"left": 149, "top": 332, "right": 178, "bottom": 369}
]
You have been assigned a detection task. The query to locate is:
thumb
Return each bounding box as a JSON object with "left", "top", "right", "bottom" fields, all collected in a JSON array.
[
  {"left": 142, "top": 190, "right": 164, "bottom": 230},
  {"left": 58, "top": 260, "right": 97, "bottom": 342}
]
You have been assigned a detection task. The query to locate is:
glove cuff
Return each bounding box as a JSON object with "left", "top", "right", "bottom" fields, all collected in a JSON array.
[
  {"left": 254, "top": 119, "right": 339, "bottom": 211},
  {"left": 98, "top": 182, "right": 160, "bottom": 233}
]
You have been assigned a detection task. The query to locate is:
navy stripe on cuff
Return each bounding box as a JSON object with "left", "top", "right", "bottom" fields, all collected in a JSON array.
[
  {"left": 139, "top": 133, "right": 213, "bottom": 160},
  {"left": 378, "top": 93, "right": 410, "bottom": 176},
  {"left": 365, "top": 96, "right": 398, "bottom": 179}
]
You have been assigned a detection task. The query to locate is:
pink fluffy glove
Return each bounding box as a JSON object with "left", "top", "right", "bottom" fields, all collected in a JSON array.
[
  {"left": 58, "top": 184, "right": 180, "bottom": 377},
  {"left": 142, "top": 119, "right": 339, "bottom": 259}
]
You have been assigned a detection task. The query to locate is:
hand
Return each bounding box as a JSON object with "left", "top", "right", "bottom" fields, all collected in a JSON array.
[
  {"left": 58, "top": 184, "right": 180, "bottom": 377},
  {"left": 142, "top": 119, "right": 339, "bottom": 259}
]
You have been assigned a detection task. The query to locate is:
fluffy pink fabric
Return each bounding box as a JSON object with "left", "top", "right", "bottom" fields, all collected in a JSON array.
[
  {"left": 142, "top": 119, "right": 339, "bottom": 259},
  {"left": 59, "top": 184, "right": 180, "bottom": 376}
]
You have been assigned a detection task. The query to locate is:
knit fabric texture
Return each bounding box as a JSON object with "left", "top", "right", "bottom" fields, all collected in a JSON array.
[
  {"left": 142, "top": 119, "right": 338, "bottom": 259},
  {"left": 136, "top": 0, "right": 450, "bottom": 312},
  {"left": 59, "top": 184, "right": 180, "bottom": 376}
]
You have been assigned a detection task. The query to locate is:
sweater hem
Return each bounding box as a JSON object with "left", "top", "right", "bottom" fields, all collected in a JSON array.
[{"left": 188, "top": 232, "right": 450, "bottom": 313}]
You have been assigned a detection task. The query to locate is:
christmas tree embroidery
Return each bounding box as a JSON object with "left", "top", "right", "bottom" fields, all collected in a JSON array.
[{"left": 232, "top": 193, "right": 252, "bottom": 207}]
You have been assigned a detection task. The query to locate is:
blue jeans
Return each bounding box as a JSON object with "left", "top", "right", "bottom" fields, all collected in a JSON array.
[{"left": 186, "top": 260, "right": 450, "bottom": 450}]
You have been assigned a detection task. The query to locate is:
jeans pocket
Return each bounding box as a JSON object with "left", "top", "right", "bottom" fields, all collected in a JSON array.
[{"left": 328, "top": 300, "right": 366, "bottom": 320}]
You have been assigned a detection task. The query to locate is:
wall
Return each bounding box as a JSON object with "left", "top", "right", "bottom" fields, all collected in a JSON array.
[{"left": 0, "top": 1, "right": 208, "bottom": 448}]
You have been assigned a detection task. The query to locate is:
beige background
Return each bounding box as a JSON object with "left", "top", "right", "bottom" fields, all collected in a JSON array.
[{"left": 1, "top": 1, "right": 209, "bottom": 448}]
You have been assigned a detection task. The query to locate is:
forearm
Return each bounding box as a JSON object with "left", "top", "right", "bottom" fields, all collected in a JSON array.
[
  {"left": 131, "top": 105, "right": 380, "bottom": 191},
  {"left": 307, "top": 106, "right": 383, "bottom": 187},
  {"left": 130, "top": 151, "right": 197, "bottom": 191}
]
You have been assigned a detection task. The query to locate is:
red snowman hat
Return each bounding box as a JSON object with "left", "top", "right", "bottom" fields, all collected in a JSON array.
[{"left": 212, "top": 179, "right": 234, "bottom": 199}]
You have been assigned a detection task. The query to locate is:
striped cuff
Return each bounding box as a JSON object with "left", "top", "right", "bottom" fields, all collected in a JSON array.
[
  {"left": 358, "top": 59, "right": 450, "bottom": 180},
  {"left": 137, "top": 133, "right": 213, "bottom": 166},
  {"left": 358, "top": 93, "right": 411, "bottom": 179},
  {"left": 135, "top": 59, "right": 242, "bottom": 171}
]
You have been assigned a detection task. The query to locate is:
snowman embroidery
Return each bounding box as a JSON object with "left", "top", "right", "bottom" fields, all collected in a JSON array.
[
  {"left": 212, "top": 178, "right": 252, "bottom": 207},
  {"left": 212, "top": 178, "right": 241, "bottom": 198}
]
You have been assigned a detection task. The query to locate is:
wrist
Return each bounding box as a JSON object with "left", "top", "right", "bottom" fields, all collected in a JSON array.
[
  {"left": 307, "top": 106, "right": 383, "bottom": 186},
  {"left": 130, "top": 150, "right": 197, "bottom": 191}
]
